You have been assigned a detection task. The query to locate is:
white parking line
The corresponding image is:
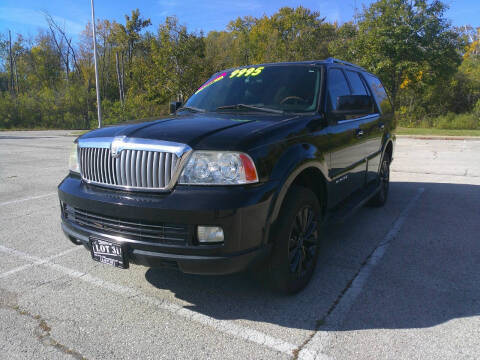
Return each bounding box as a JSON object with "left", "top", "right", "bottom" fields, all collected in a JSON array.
[
  {"left": 298, "top": 188, "right": 425, "bottom": 360},
  {"left": 0, "top": 244, "right": 313, "bottom": 358},
  {"left": 0, "top": 246, "right": 81, "bottom": 279},
  {"left": 0, "top": 193, "right": 56, "bottom": 207}
]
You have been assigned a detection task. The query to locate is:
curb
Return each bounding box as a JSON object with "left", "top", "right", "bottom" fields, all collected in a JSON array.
[{"left": 396, "top": 135, "right": 480, "bottom": 141}]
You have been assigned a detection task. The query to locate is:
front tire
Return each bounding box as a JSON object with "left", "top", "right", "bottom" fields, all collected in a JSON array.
[{"left": 268, "top": 186, "right": 322, "bottom": 294}]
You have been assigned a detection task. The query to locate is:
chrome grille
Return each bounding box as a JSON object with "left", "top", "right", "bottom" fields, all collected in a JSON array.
[
  {"left": 76, "top": 136, "right": 192, "bottom": 191},
  {"left": 79, "top": 148, "right": 178, "bottom": 189}
]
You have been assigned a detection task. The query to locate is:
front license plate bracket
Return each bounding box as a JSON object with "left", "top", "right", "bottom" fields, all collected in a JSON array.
[{"left": 90, "top": 237, "right": 128, "bottom": 269}]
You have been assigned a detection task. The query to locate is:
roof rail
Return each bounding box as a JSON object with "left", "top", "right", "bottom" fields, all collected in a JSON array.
[{"left": 324, "top": 58, "right": 367, "bottom": 72}]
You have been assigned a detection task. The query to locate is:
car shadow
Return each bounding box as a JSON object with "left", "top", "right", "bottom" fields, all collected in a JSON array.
[{"left": 145, "top": 181, "right": 480, "bottom": 331}]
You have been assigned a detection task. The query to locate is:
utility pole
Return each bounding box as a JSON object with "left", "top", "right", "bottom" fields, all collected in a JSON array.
[
  {"left": 354, "top": 0, "right": 358, "bottom": 26},
  {"left": 90, "top": 0, "right": 102, "bottom": 128},
  {"left": 8, "top": 30, "right": 14, "bottom": 95}
]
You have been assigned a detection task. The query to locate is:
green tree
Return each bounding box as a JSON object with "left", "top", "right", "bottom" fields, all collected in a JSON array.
[
  {"left": 138, "top": 16, "right": 207, "bottom": 106},
  {"left": 204, "top": 30, "right": 236, "bottom": 72},
  {"left": 0, "top": 5, "right": 477, "bottom": 130},
  {"left": 331, "top": 0, "right": 463, "bottom": 110}
]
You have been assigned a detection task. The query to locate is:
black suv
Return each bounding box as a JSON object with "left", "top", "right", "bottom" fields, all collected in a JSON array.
[{"left": 58, "top": 58, "right": 394, "bottom": 293}]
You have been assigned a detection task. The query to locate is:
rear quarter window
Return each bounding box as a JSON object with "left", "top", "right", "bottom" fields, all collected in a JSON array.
[{"left": 364, "top": 74, "right": 393, "bottom": 114}]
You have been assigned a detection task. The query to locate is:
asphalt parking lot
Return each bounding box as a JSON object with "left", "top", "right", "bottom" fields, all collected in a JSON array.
[{"left": 1, "top": 131, "right": 479, "bottom": 360}]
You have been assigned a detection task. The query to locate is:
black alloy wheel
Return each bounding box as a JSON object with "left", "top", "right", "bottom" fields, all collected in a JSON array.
[
  {"left": 288, "top": 206, "right": 318, "bottom": 277},
  {"left": 378, "top": 155, "right": 390, "bottom": 201},
  {"left": 267, "top": 186, "right": 322, "bottom": 294},
  {"left": 368, "top": 153, "right": 391, "bottom": 207}
]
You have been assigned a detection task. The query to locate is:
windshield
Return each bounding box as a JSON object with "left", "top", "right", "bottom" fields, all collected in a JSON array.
[{"left": 184, "top": 65, "right": 321, "bottom": 113}]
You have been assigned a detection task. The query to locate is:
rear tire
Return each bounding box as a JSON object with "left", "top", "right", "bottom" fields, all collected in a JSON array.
[
  {"left": 368, "top": 153, "right": 390, "bottom": 207},
  {"left": 267, "top": 186, "right": 322, "bottom": 294}
]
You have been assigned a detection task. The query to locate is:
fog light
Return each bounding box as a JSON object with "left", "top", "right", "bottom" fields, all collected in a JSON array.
[{"left": 197, "top": 226, "right": 224, "bottom": 244}]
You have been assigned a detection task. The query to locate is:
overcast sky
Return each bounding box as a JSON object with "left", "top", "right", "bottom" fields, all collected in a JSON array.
[{"left": 1, "top": 0, "right": 478, "bottom": 40}]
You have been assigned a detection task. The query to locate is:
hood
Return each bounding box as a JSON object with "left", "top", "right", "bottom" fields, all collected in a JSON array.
[{"left": 81, "top": 112, "right": 301, "bottom": 150}]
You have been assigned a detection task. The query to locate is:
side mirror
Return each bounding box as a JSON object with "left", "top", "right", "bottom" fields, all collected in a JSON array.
[
  {"left": 332, "top": 95, "right": 372, "bottom": 117},
  {"left": 170, "top": 101, "right": 183, "bottom": 114}
]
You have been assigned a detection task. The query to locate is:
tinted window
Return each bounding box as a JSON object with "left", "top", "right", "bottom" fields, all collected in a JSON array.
[
  {"left": 346, "top": 70, "right": 375, "bottom": 115},
  {"left": 364, "top": 74, "right": 393, "bottom": 114},
  {"left": 327, "top": 69, "right": 350, "bottom": 111},
  {"left": 185, "top": 65, "right": 321, "bottom": 113},
  {"left": 345, "top": 70, "right": 367, "bottom": 95}
]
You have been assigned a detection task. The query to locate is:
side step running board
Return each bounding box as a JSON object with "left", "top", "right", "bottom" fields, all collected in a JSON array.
[{"left": 326, "top": 182, "right": 381, "bottom": 224}]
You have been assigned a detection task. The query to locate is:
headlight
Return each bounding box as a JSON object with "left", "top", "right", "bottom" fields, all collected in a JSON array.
[
  {"left": 179, "top": 151, "right": 258, "bottom": 185},
  {"left": 69, "top": 143, "right": 80, "bottom": 174}
]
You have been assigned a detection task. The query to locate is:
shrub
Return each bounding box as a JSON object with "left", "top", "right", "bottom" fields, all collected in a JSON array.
[
  {"left": 474, "top": 99, "right": 480, "bottom": 119},
  {"left": 434, "top": 112, "right": 478, "bottom": 129}
]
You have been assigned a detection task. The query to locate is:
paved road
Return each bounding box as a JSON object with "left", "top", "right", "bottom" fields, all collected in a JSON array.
[{"left": 0, "top": 131, "right": 479, "bottom": 359}]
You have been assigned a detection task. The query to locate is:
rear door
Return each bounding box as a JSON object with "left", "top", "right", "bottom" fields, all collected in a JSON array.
[
  {"left": 362, "top": 73, "right": 393, "bottom": 186},
  {"left": 326, "top": 68, "right": 367, "bottom": 205},
  {"left": 344, "top": 70, "right": 384, "bottom": 184}
]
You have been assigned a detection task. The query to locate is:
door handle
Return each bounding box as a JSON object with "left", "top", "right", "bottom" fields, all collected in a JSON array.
[{"left": 356, "top": 129, "right": 364, "bottom": 137}]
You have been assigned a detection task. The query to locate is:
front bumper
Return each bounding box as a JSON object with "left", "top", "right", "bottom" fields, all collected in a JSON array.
[{"left": 58, "top": 175, "right": 277, "bottom": 275}]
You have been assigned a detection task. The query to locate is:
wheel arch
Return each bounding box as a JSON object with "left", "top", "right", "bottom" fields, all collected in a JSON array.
[
  {"left": 383, "top": 134, "right": 394, "bottom": 157},
  {"left": 268, "top": 162, "right": 329, "bottom": 233}
]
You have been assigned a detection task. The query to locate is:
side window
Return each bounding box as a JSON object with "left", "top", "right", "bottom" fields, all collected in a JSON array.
[
  {"left": 327, "top": 69, "right": 351, "bottom": 112},
  {"left": 345, "top": 70, "right": 367, "bottom": 95},
  {"left": 346, "top": 70, "right": 375, "bottom": 115},
  {"left": 364, "top": 74, "right": 393, "bottom": 114}
]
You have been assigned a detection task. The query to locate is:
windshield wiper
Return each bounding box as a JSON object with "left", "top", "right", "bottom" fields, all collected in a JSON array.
[
  {"left": 216, "top": 104, "right": 284, "bottom": 114},
  {"left": 178, "top": 106, "right": 205, "bottom": 113}
]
